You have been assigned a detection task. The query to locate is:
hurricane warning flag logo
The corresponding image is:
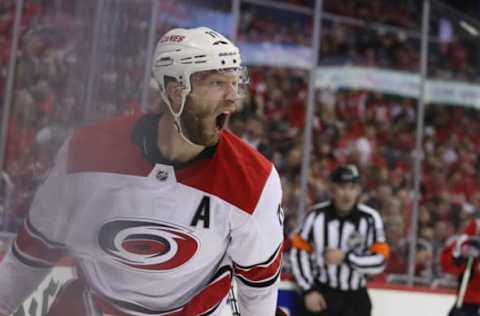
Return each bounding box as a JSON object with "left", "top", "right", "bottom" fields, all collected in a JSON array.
[{"left": 98, "top": 220, "right": 199, "bottom": 271}]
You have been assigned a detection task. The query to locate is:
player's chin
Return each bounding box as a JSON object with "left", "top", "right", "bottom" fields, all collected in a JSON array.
[
  {"left": 207, "top": 131, "right": 221, "bottom": 146},
  {"left": 197, "top": 128, "right": 221, "bottom": 147}
]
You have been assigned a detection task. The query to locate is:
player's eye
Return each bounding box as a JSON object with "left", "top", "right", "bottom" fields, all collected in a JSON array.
[{"left": 210, "top": 80, "right": 225, "bottom": 87}]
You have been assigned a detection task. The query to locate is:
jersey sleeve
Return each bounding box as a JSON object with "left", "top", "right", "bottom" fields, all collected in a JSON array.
[
  {"left": 0, "top": 139, "right": 72, "bottom": 314},
  {"left": 289, "top": 209, "right": 317, "bottom": 293},
  {"left": 227, "top": 166, "right": 284, "bottom": 316}
]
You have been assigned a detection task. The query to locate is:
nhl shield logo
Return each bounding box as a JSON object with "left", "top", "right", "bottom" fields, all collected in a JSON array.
[{"left": 156, "top": 169, "right": 169, "bottom": 181}]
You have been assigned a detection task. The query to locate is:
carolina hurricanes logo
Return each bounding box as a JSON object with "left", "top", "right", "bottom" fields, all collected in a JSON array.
[{"left": 98, "top": 220, "right": 199, "bottom": 271}]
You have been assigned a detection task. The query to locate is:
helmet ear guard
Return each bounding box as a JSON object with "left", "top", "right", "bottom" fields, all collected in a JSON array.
[{"left": 150, "top": 78, "right": 160, "bottom": 91}]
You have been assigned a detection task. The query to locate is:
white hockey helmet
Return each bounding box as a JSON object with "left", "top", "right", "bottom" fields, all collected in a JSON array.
[{"left": 152, "top": 27, "right": 246, "bottom": 119}]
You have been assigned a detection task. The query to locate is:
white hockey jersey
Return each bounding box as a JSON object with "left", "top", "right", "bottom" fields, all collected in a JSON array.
[{"left": 0, "top": 113, "right": 284, "bottom": 316}]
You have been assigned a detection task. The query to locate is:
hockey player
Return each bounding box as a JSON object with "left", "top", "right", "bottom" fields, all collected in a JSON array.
[
  {"left": 0, "top": 27, "right": 284, "bottom": 316},
  {"left": 441, "top": 217, "right": 480, "bottom": 316}
]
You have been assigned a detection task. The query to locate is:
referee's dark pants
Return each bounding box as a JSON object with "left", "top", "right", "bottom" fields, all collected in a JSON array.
[{"left": 299, "top": 284, "right": 372, "bottom": 316}]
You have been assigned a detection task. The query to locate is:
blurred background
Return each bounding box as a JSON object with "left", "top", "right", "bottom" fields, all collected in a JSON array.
[{"left": 1, "top": 0, "right": 480, "bottom": 293}]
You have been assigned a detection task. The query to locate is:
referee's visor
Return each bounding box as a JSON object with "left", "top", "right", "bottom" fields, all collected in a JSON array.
[{"left": 330, "top": 164, "right": 360, "bottom": 184}]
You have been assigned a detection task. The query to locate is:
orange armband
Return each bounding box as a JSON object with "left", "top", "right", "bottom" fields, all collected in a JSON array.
[
  {"left": 369, "top": 242, "right": 390, "bottom": 259},
  {"left": 290, "top": 234, "right": 313, "bottom": 253}
]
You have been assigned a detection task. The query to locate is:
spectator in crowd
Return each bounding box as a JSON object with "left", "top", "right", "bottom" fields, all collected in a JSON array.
[{"left": 241, "top": 115, "right": 273, "bottom": 160}]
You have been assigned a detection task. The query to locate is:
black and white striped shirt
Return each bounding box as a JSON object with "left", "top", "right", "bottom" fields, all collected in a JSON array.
[{"left": 290, "top": 201, "right": 388, "bottom": 292}]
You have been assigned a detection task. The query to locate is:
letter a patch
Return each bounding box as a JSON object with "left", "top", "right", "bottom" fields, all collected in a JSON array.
[{"left": 191, "top": 196, "right": 210, "bottom": 229}]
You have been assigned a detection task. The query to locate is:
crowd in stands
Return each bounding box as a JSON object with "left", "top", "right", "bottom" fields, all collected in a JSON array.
[
  {"left": 238, "top": 0, "right": 480, "bottom": 83},
  {"left": 237, "top": 2, "right": 312, "bottom": 46},
  {"left": 2, "top": 0, "right": 480, "bottom": 288},
  {"left": 320, "top": 14, "right": 480, "bottom": 83}
]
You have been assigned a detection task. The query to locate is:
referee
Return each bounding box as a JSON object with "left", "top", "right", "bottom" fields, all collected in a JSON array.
[{"left": 290, "top": 164, "right": 390, "bottom": 316}]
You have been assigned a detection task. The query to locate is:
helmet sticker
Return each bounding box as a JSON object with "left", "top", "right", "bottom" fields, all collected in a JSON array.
[{"left": 159, "top": 34, "right": 185, "bottom": 43}]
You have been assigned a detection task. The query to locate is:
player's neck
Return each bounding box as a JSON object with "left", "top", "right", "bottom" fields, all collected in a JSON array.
[{"left": 157, "top": 113, "right": 205, "bottom": 163}]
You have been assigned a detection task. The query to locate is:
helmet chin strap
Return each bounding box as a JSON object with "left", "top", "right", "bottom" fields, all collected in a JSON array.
[
  {"left": 160, "top": 89, "right": 199, "bottom": 147},
  {"left": 173, "top": 117, "right": 198, "bottom": 147}
]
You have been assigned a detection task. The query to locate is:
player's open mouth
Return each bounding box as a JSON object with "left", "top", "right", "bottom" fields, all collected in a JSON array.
[{"left": 215, "top": 113, "right": 229, "bottom": 130}]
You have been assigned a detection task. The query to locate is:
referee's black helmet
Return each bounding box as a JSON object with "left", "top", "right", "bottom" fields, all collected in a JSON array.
[{"left": 330, "top": 164, "right": 360, "bottom": 184}]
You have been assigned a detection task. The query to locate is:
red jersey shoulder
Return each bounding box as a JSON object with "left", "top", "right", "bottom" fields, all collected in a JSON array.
[
  {"left": 67, "top": 113, "right": 152, "bottom": 175},
  {"left": 465, "top": 219, "right": 480, "bottom": 236},
  {"left": 177, "top": 130, "right": 274, "bottom": 215},
  {"left": 219, "top": 130, "right": 272, "bottom": 177}
]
